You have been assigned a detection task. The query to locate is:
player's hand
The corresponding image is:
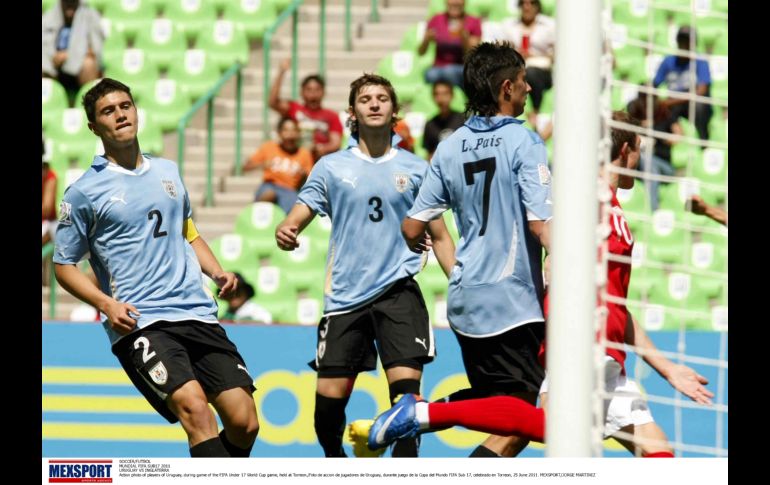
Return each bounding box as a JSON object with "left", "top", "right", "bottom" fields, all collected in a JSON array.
[
  {"left": 667, "top": 364, "right": 714, "bottom": 405},
  {"left": 410, "top": 232, "right": 433, "bottom": 254},
  {"left": 212, "top": 271, "right": 238, "bottom": 298},
  {"left": 424, "top": 28, "right": 436, "bottom": 42},
  {"left": 105, "top": 300, "right": 140, "bottom": 336},
  {"left": 543, "top": 254, "right": 551, "bottom": 288},
  {"left": 688, "top": 195, "right": 708, "bottom": 215},
  {"left": 276, "top": 223, "right": 300, "bottom": 251},
  {"left": 53, "top": 51, "right": 68, "bottom": 68},
  {"left": 279, "top": 58, "right": 291, "bottom": 72}
]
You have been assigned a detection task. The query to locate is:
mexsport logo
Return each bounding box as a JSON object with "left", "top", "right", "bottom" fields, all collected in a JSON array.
[{"left": 48, "top": 460, "right": 113, "bottom": 483}]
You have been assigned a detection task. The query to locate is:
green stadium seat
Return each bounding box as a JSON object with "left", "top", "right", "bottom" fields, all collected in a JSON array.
[
  {"left": 209, "top": 233, "right": 262, "bottom": 275},
  {"left": 222, "top": 0, "right": 278, "bottom": 43},
  {"left": 167, "top": 49, "right": 222, "bottom": 102},
  {"left": 101, "top": 29, "right": 128, "bottom": 72},
  {"left": 645, "top": 209, "right": 688, "bottom": 264},
  {"left": 616, "top": 182, "right": 651, "bottom": 216},
  {"left": 46, "top": 108, "right": 96, "bottom": 163},
  {"left": 103, "top": 49, "right": 160, "bottom": 104},
  {"left": 235, "top": 201, "right": 285, "bottom": 234},
  {"left": 689, "top": 241, "right": 727, "bottom": 299},
  {"left": 164, "top": 0, "right": 218, "bottom": 44},
  {"left": 486, "top": 0, "right": 519, "bottom": 21},
  {"left": 286, "top": 295, "right": 324, "bottom": 326},
  {"left": 376, "top": 52, "right": 425, "bottom": 104},
  {"left": 647, "top": 271, "right": 711, "bottom": 330},
  {"left": 102, "top": 0, "right": 158, "bottom": 42},
  {"left": 196, "top": 20, "right": 250, "bottom": 72},
  {"left": 692, "top": 147, "right": 727, "bottom": 203},
  {"left": 400, "top": 22, "right": 435, "bottom": 74},
  {"left": 136, "top": 108, "right": 164, "bottom": 155},
  {"left": 42, "top": 0, "right": 56, "bottom": 13},
  {"left": 133, "top": 19, "right": 188, "bottom": 72},
  {"left": 42, "top": 78, "right": 69, "bottom": 131},
  {"left": 140, "top": 79, "right": 194, "bottom": 132},
  {"left": 271, "top": 235, "right": 327, "bottom": 294},
  {"left": 613, "top": 45, "right": 646, "bottom": 83}
]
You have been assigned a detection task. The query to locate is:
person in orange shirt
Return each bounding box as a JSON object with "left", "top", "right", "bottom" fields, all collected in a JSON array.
[{"left": 243, "top": 117, "right": 314, "bottom": 214}]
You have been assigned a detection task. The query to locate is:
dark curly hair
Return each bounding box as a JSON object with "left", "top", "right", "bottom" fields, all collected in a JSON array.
[{"left": 463, "top": 42, "right": 526, "bottom": 118}]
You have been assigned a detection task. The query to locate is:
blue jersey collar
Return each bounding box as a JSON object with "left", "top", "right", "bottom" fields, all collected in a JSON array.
[{"left": 465, "top": 115, "right": 523, "bottom": 133}]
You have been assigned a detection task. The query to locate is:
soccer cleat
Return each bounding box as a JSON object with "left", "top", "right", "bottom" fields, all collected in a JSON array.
[
  {"left": 346, "top": 419, "right": 386, "bottom": 457},
  {"left": 368, "top": 393, "right": 421, "bottom": 450}
]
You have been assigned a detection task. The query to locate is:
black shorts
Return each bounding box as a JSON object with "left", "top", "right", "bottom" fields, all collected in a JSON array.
[
  {"left": 309, "top": 277, "right": 434, "bottom": 378},
  {"left": 454, "top": 322, "right": 545, "bottom": 396},
  {"left": 112, "top": 320, "right": 256, "bottom": 423}
]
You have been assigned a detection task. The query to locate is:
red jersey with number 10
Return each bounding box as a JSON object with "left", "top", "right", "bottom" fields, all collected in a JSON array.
[{"left": 540, "top": 190, "right": 634, "bottom": 373}]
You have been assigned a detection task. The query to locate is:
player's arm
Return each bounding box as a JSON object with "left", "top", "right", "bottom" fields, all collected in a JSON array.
[
  {"left": 54, "top": 264, "right": 139, "bottom": 335},
  {"left": 426, "top": 218, "right": 456, "bottom": 277},
  {"left": 625, "top": 312, "right": 714, "bottom": 405},
  {"left": 275, "top": 204, "right": 315, "bottom": 251},
  {"left": 183, "top": 218, "right": 237, "bottom": 298},
  {"left": 402, "top": 216, "right": 429, "bottom": 251},
  {"left": 268, "top": 59, "right": 291, "bottom": 115}
]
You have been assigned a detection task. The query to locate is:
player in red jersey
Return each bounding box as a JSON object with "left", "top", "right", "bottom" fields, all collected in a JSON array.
[{"left": 367, "top": 111, "right": 713, "bottom": 457}]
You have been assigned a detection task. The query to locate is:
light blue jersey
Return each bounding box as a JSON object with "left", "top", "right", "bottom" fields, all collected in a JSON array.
[
  {"left": 53, "top": 155, "right": 218, "bottom": 344},
  {"left": 298, "top": 134, "right": 427, "bottom": 315},
  {"left": 408, "top": 116, "right": 552, "bottom": 337}
]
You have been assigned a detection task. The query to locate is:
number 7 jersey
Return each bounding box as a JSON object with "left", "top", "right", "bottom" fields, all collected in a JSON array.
[
  {"left": 408, "top": 115, "right": 552, "bottom": 337},
  {"left": 53, "top": 155, "right": 218, "bottom": 344}
]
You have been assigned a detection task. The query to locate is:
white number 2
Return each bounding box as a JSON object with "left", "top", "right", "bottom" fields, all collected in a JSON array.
[{"left": 133, "top": 336, "right": 157, "bottom": 363}]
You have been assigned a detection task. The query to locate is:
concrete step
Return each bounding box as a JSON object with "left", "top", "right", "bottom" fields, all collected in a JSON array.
[
  {"left": 196, "top": 222, "right": 237, "bottom": 241},
  {"left": 193, "top": 206, "right": 244, "bottom": 225}
]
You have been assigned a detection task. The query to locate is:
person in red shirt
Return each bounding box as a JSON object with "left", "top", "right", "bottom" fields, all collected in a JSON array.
[
  {"left": 366, "top": 111, "right": 714, "bottom": 457},
  {"left": 243, "top": 117, "right": 314, "bottom": 214},
  {"left": 268, "top": 59, "right": 343, "bottom": 162}
]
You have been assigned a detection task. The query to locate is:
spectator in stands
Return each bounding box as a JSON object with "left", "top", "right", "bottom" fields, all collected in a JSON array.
[
  {"left": 688, "top": 195, "right": 727, "bottom": 226},
  {"left": 242, "top": 117, "right": 314, "bottom": 214},
  {"left": 42, "top": 0, "right": 104, "bottom": 94},
  {"left": 501, "top": 0, "right": 556, "bottom": 127},
  {"left": 627, "top": 92, "right": 683, "bottom": 211},
  {"left": 268, "top": 59, "right": 343, "bottom": 162},
  {"left": 653, "top": 26, "right": 713, "bottom": 141},
  {"left": 221, "top": 273, "right": 272, "bottom": 324},
  {"left": 42, "top": 136, "right": 58, "bottom": 246},
  {"left": 422, "top": 81, "right": 465, "bottom": 160},
  {"left": 419, "top": 0, "right": 482, "bottom": 89}
]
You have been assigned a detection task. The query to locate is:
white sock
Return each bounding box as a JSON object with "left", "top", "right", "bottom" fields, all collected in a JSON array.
[{"left": 415, "top": 401, "right": 430, "bottom": 430}]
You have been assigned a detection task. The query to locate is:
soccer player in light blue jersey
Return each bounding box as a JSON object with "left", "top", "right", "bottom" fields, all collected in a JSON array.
[
  {"left": 53, "top": 79, "right": 259, "bottom": 458},
  {"left": 401, "top": 42, "right": 551, "bottom": 458},
  {"left": 275, "top": 74, "right": 456, "bottom": 457}
]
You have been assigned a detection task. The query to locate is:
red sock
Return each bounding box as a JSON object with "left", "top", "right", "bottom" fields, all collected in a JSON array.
[
  {"left": 428, "top": 396, "right": 545, "bottom": 442},
  {"left": 643, "top": 451, "right": 674, "bottom": 458}
]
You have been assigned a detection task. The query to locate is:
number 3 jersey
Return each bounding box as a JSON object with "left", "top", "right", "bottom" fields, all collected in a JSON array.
[
  {"left": 297, "top": 134, "right": 427, "bottom": 315},
  {"left": 408, "top": 115, "right": 552, "bottom": 337},
  {"left": 53, "top": 155, "right": 218, "bottom": 344}
]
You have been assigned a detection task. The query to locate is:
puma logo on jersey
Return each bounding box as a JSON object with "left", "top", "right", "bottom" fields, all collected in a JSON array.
[
  {"left": 341, "top": 176, "right": 358, "bottom": 189},
  {"left": 415, "top": 337, "right": 427, "bottom": 350},
  {"left": 237, "top": 364, "right": 250, "bottom": 376},
  {"left": 110, "top": 193, "right": 127, "bottom": 205}
]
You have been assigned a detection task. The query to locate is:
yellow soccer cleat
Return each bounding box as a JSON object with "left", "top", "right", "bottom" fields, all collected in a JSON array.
[{"left": 346, "top": 419, "right": 386, "bottom": 458}]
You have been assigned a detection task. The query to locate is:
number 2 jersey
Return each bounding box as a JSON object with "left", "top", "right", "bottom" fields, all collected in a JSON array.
[
  {"left": 53, "top": 155, "right": 218, "bottom": 345},
  {"left": 297, "top": 134, "right": 427, "bottom": 315},
  {"left": 407, "top": 115, "right": 553, "bottom": 337}
]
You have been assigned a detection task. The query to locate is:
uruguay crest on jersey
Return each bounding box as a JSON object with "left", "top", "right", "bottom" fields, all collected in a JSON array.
[
  {"left": 393, "top": 172, "right": 409, "bottom": 193},
  {"left": 161, "top": 179, "right": 177, "bottom": 199}
]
